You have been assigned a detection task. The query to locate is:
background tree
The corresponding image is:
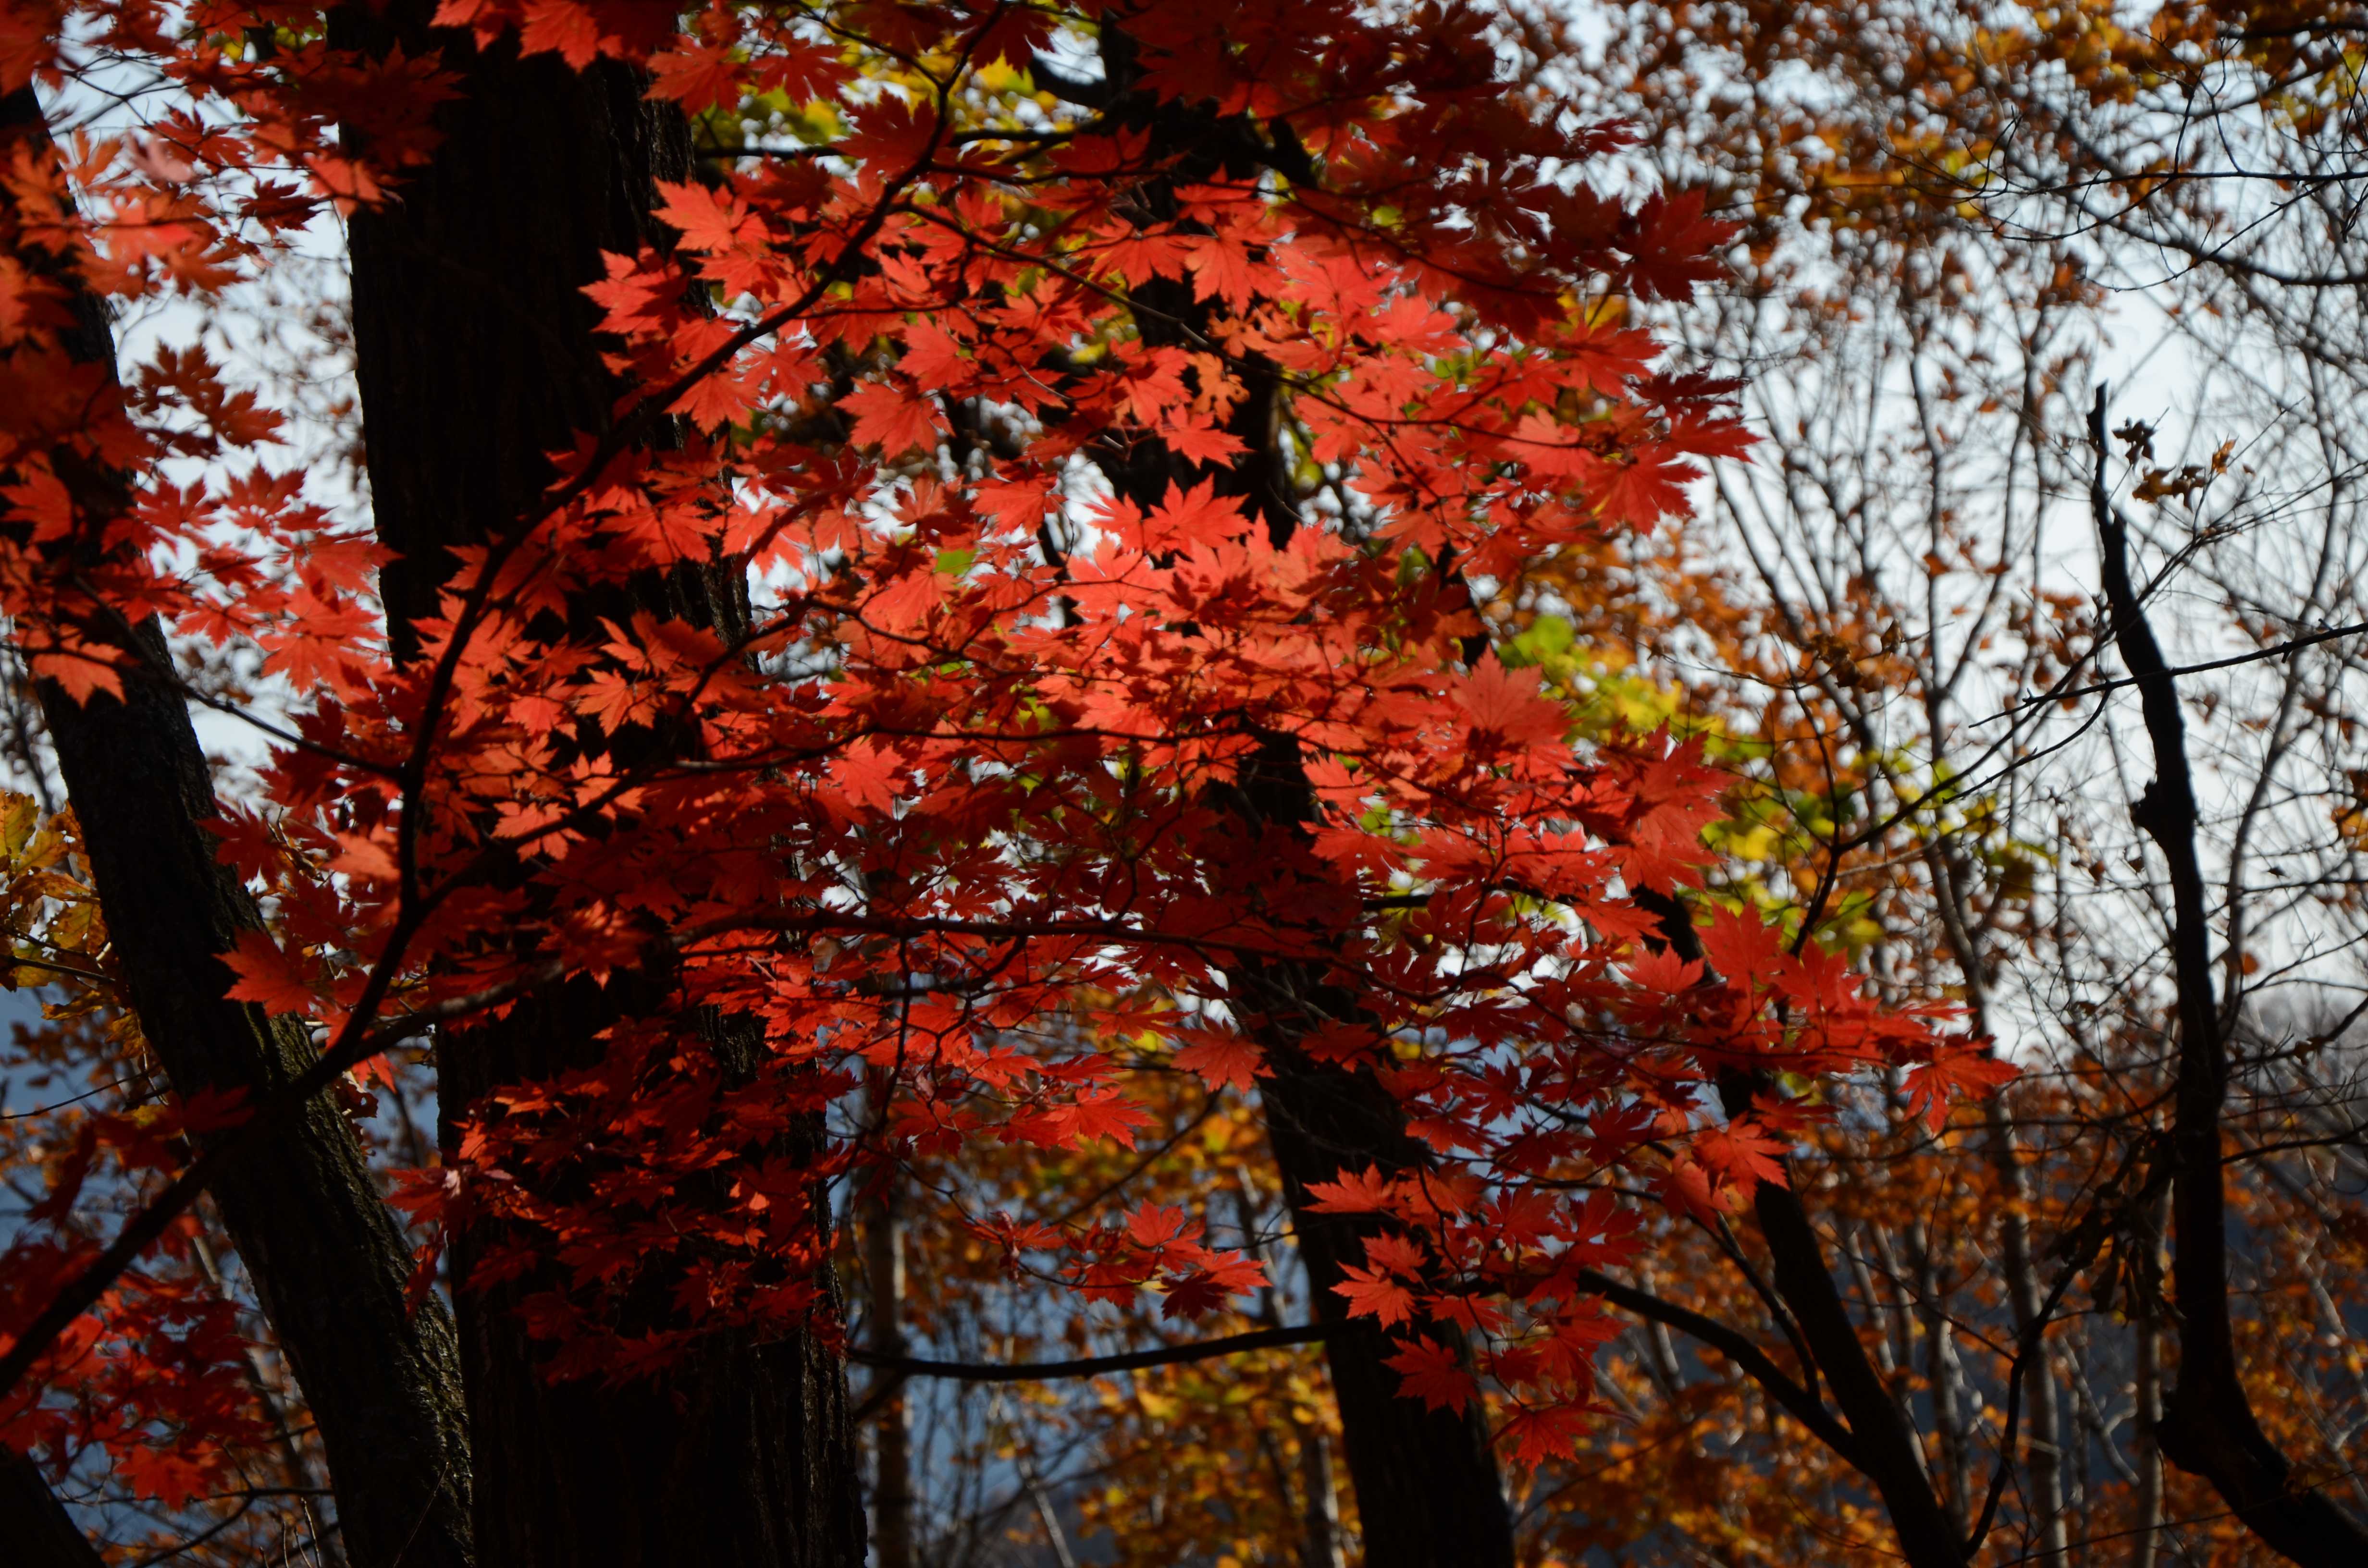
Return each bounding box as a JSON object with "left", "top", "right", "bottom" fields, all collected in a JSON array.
[{"left": 828, "top": 4, "right": 2368, "bottom": 1565}]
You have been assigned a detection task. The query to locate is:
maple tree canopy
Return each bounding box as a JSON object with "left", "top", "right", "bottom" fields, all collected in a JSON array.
[{"left": 0, "top": 0, "right": 2007, "bottom": 1504}]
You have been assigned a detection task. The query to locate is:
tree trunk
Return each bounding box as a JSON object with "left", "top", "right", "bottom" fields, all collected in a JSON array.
[
  {"left": 0, "top": 1450, "right": 105, "bottom": 1568},
  {"left": 2090, "top": 389, "right": 2368, "bottom": 1566},
  {"left": 2, "top": 83, "right": 476, "bottom": 1568},
  {"left": 1258, "top": 1024, "right": 1518, "bottom": 1568},
  {"left": 860, "top": 1115, "right": 915, "bottom": 1568},
  {"left": 335, "top": 16, "right": 864, "bottom": 1565},
  {"left": 1743, "top": 1172, "right": 1968, "bottom": 1568},
  {"left": 39, "top": 628, "right": 482, "bottom": 1568},
  {"left": 1294, "top": 1419, "right": 1349, "bottom": 1568},
  {"left": 1048, "top": 39, "right": 1518, "bottom": 1557},
  {"left": 431, "top": 990, "right": 864, "bottom": 1568},
  {"left": 333, "top": 21, "right": 694, "bottom": 658},
  {"left": 2133, "top": 1188, "right": 2167, "bottom": 1568},
  {"left": 1209, "top": 736, "right": 1514, "bottom": 1568}
]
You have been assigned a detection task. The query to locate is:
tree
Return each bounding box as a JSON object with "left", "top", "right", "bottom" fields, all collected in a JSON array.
[
  {"left": 0, "top": 0, "right": 2017, "bottom": 1563},
  {"left": 1484, "top": 6, "right": 2368, "bottom": 1565}
]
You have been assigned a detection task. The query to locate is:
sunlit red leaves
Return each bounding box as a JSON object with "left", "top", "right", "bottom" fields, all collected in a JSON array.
[
  {"left": 1690, "top": 1119, "right": 1789, "bottom": 1193},
  {"left": 839, "top": 377, "right": 947, "bottom": 456},
  {"left": 1451, "top": 657, "right": 1569, "bottom": 754},
  {"left": 1067, "top": 1201, "right": 1269, "bottom": 1321},
  {"left": 0, "top": 0, "right": 2023, "bottom": 1511},
  {"left": 1171, "top": 1028, "right": 1265, "bottom": 1092},
  {"left": 1904, "top": 1039, "right": 2018, "bottom": 1130}
]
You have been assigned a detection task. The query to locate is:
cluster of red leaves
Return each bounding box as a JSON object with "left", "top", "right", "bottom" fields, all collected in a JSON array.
[
  {"left": 1, "top": 1081, "right": 274, "bottom": 1506},
  {"left": 0, "top": 0, "right": 2005, "bottom": 1479}
]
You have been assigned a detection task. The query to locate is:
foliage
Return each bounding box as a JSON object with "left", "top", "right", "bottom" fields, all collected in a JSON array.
[{"left": 0, "top": 0, "right": 2017, "bottom": 1560}]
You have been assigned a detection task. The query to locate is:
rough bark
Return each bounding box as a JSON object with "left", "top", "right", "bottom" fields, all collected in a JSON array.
[
  {"left": 2, "top": 83, "right": 475, "bottom": 1568},
  {"left": 1256, "top": 1017, "right": 1519, "bottom": 1568},
  {"left": 39, "top": 630, "right": 483, "bottom": 1568},
  {"left": 859, "top": 1122, "right": 915, "bottom": 1568},
  {"left": 333, "top": 16, "right": 698, "bottom": 659},
  {"left": 335, "top": 14, "right": 864, "bottom": 1565},
  {"left": 0, "top": 1450, "right": 106, "bottom": 1568},
  {"left": 2088, "top": 387, "right": 2368, "bottom": 1566},
  {"left": 1210, "top": 757, "right": 1517, "bottom": 1568},
  {"left": 434, "top": 990, "right": 862, "bottom": 1568}
]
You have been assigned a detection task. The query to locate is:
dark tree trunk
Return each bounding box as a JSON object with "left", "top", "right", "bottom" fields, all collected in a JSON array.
[
  {"left": 335, "top": 16, "right": 865, "bottom": 1566},
  {"left": 1740, "top": 1173, "right": 1968, "bottom": 1568},
  {"left": 1257, "top": 1028, "right": 1519, "bottom": 1568},
  {"left": 1, "top": 84, "right": 476, "bottom": 1568},
  {"left": 2088, "top": 390, "right": 2368, "bottom": 1567},
  {"left": 38, "top": 616, "right": 480, "bottom": 1568},
  {"left": 434, "top": 992, "right": 862, "bottom": 1568},
  {"left": 1046, "top": 39, "right": 1517, "bottom": 1564},
  {"left": 1096, "top": 289, "right": 1519, "bottom": 1568},
  {"left": 332, "top": 18, "right": 695, "bottom": 658},
  {"left": 0, "top": 1450, "right": 105, "bottom": 1568}
]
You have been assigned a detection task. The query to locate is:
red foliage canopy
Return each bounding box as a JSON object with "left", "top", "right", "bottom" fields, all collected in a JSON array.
[{"left": 0, "top": 0, "right": 1987, "bottom": 1493}]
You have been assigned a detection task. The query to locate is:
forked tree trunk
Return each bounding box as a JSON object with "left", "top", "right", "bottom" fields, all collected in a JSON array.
[
  {"left": 334, "top": 14, "right": 864, "bottom": 1566},
  {"left": 2088, "top": 389, "right": 2368, "bottom": 1567}
]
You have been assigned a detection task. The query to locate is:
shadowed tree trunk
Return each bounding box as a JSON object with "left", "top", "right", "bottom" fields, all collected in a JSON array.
[
  {"left": 1031, "top": 37, "right": 1516, "bottom": 1562},
  {"left": 1, "top": 1450, "right": 105, "bottom": 1568},
  {"left": 1254, "top": 1011, "right": 1519, "bottom": 1568},
  {"left": 1, "top": 82, "right": 475, "bottom": 1568},
  {"left": 860, "top": 1077, "right": 916, "bottom": 1568},
  {"left": 334, "top": 12, "right": 865, "bottom": 1565}
]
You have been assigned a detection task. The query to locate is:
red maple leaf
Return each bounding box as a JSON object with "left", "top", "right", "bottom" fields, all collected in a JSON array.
[
  {"left": 647, "top": 41, "right": 745, "bottom": 113},
  {"left": 1905, "top": 1042, "right": 2019, "bottom": 1131},
  {"left": 1622, "top": 188, "right": 1738, "bottom": 302},
  {"left": 1333, "top": 1263, "right": 1417, "bottom": 1328},
  {"left": 1382, "top": 1335, "right": 1477, "bottom": 1414},
  {"left": 1692, "top": 1118, "right": 1789, "bottom": 1193},
  {"left": 222, "top": 931, "right": 321, "bottom": 1017},
  {"left": 1304, "top": 1166, "right": 1398, "bottom": 1214},
  {"left": 1456, "top": 657, "right": 1570, "bottom": 750},
  {"left": 1172, "top": 1030, "right": 1265, "bottom": 1091},
  {"left": 841, "top": 380, "right": 947, "bottom": 455}
]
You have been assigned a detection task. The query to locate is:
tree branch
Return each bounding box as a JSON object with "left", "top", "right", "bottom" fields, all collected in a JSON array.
[
  {"left": 847, "top": 1322, "right": 1336, "bottom": 1424},
  {"left": 1986, "top": 620, "right": 2368, "bottom": 722},
  {"left": 848, "top": 1321, "right": 1333, "bottom": 1385},
  {"left": 2090, "top": 384, "right": 2368, "bottom": 1566},
  {"left": 1571, "top": 1268, "right": 1861, "bottom": 1464}
]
